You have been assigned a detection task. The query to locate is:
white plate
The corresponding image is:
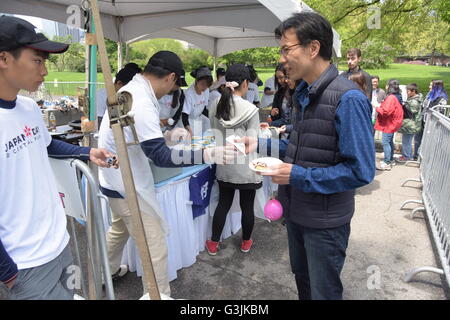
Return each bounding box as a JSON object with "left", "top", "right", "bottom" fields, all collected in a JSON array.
[
  {"left": 249, "top": 157, "right": 282, "bottom": 173},
  {"left": 226, "top": 134, "right": 246, "bottom": 155}
]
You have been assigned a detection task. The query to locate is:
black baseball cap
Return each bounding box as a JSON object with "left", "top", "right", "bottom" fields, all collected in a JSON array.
[
  {"left": 216, "top": 67, "right": 226, "bottom": 77},
  {"left": 115, "top": 67, "right": 140, "bottom": 85},
  {"left": 147, "top": 51, "right": 187, "bottom": 86},
  {"left": 0, "top": 15, "right": 69, "bottom": 53},
  {"left": 225, "top": 64, "right": 251, "bottom": 84}
]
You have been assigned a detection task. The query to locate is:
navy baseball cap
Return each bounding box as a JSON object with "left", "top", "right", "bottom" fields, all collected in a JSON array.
[{"left": 0, "top": 15, "right": 69, "bottom": 53}]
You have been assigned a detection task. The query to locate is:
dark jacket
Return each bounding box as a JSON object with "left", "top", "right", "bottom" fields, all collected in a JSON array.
[{"left": 278, "top": 65, "right": 359, "bottom": 229}]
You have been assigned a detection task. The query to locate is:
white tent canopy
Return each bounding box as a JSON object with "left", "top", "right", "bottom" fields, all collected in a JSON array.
[
  {"left": 127, "top": 26, "right": 281, "bottom": 58},
  {"left": 1, "top": 0, "right": 341, "bottom": 57}
]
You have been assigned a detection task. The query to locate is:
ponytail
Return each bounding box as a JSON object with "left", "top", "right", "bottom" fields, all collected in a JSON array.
[
  {"left": 171, "top": 89, "right": 180, "bottom": 109},
  {"left": 216, "top": 86, "right": 235, "bottom": 121}
]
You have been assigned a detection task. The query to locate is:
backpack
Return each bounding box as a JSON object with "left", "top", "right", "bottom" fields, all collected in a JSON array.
[
  {"left": 393, "top": 93, "right": 413, "bottom": 120},
  {"left": 402, "top": 101, "right": 414, "bottom": 120}
]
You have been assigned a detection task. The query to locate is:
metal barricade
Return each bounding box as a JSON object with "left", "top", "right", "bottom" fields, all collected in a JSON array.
[
  {"left": 402, "top": 106, "right": 450, "bottom": 288},
  {"left": 51, "top": 158, "right": 114, "bottom": 299}
]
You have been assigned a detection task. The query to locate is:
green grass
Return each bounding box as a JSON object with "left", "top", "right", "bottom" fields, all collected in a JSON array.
[
  {"left": 44, "top": 71, "right": 104, "bottom": 82},
  {"left": 257, "top": 64, "right": 450, "bottom": 94},
  {"left": 44, "top": 64, "right": 450, "bottom": 97},
  {"left": 358, "top": 64, "right": 450, "bottom": 94}
]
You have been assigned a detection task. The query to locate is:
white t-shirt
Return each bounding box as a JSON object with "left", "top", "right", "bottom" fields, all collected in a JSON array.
[
  {"left": 244, "top": 82, "right": 260, "bottom": 105},
  {"left": 183, "top": 84, "right": 209, "bottom": 118},
  {"left": 183, "top": 84, "right": 210, "bottom": 136},
  {"left": 96, "top": 87, "right": 108, "bottom": 118},
  {"left": 98, "top": 74, "right": 168, "bottom": 233},
  {"left": 261, "top": 76, "right": 275, "bottom": 108},
  {"left": 0, "top": 96, "right": 69, "bottom": 270},
  {"left": 208, "top": 90, "right": 221, "bottom": 111},
  {"left": 158, "top": 92, "right": 179, "bottom": 120}
]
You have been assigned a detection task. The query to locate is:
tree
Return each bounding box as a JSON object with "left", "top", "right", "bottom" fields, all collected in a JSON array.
[
  {"left": 304, "top": 0, "right": 449, "bottom": 68},
  {"left": 47, "top": 35, "right": 85, "bottom": 72}
]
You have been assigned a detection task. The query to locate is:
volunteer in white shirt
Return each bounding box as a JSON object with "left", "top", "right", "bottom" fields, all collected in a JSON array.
[
  {"left": 260, "top": 75, "right": 276, "bottom": 108},
  {"left": 158, "top": 81, "right": 187, "bottom": 132},
  {"left": 261, "top": 64, "right": 287, "bottom": 109},
  {"left": 209, "top": 67, "right": 225, "bottom": 92},
  {"left": 0, "top": 16, "right": 118, "bottom": 300},
  {"left": 243, "top": 65, "right": 261, "bottom": 107},
  {"left": 98, "top": 51, "right": 237, "bottom": 297},
  {"left": 207, "top": 76, "right": 226, "bottom": 111},
  {"left": 181, "top": 66, "right": 213, "bottom": 137}
]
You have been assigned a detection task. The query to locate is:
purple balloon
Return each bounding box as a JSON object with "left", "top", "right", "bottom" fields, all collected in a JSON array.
[{"left": 264, "top": 199, "right": 283, "bottom": 221}]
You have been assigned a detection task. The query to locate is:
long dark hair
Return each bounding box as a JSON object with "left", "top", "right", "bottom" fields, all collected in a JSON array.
[
  {"left": 348, "top": 71, "right": 367, "bottom": 93},
  {"left": 386, "top": 79, "right": 403, "bottom": 105},
  {"left": 216, "top": 80, "right": 247, "bottom": 121},
  {"left": 171, "top": 89, "right": 185, "bottom": 109},
  {"left": 274, "top": 63, "right": 286, "bottom": 91}
]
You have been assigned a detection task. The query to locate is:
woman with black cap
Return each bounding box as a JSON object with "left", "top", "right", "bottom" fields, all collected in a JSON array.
[
  {"left": 206, "top": 63, "right": 262, "bottom": 255},
  {"left": 181, "top": 66, "right": 213, "bottom": 137},
  {"left": 158, "top": 74, "right": 188, "bottom": 132}
]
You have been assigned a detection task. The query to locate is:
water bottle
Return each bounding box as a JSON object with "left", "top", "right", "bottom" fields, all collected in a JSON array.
[
  {"left": 49, "top": 112, "right": 56, "bottom": 131},
  {"left": 42, "top": 112, "right": 49, "bottom": 128}
]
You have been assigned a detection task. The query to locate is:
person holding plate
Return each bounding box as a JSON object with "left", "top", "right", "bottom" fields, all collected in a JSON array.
[
  {"left": 240, "top": 12, "right": 375, "bottom": 300},
  {"left": 205, "top": 64, "right": 262, "bottom": 255}
]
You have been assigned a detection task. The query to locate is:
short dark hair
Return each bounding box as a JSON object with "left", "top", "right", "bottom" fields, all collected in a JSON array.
[
  {"left": 406, "top": 83, "right": 419, "bottom": 94},
  {"left": 347, "top": 48, "right": 361, "bottom": 57},
  {"left": 275, "top": 12, "right": 333, "bottom": 61},
  {"left": 371, "top": 75, "right": 380, "bottom": 81}
]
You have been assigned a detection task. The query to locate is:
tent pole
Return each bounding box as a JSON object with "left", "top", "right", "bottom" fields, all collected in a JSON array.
[
  {"left": 213, "top": 56, "right": 217, "bottom": 77},
  {"left": 117, "top": 42, "right": 123, "bottom": 70},
  {"left": 89, "top": 0, "right": 162, "bottom": 300},
  {"left": 213, "top": 38, "right": 218, "bottom": 77}
]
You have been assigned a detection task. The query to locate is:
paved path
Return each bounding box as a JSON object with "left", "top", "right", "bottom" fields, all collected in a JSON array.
[{"left": 1, "top": 153, "right": 448, "bottom": 300}]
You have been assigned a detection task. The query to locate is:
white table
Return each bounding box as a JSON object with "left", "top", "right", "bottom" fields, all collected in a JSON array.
[{"left": 104, "top": 165, "right": 275, "bottom": 281}]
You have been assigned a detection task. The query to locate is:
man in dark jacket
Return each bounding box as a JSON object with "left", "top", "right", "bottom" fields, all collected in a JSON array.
[
  {"left": 342, "top": 48, "right": 373, "bottom": 101},
  {"left": 260, "top": 12, "right": 375, "bottom": 300}
]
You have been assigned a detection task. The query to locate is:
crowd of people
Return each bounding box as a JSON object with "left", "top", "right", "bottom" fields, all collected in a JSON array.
[{"left": 0, "top": 10, "right": 447, "bottom": 302}]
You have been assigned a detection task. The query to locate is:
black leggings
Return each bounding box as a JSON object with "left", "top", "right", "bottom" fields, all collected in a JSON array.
[{"left": 211, "top": 186, "right": 256, "bottom": 242}]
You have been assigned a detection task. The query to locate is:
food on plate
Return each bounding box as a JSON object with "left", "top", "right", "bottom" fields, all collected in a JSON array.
[{"left": 252, "top": 161, "right": 268, "bottom": 171}]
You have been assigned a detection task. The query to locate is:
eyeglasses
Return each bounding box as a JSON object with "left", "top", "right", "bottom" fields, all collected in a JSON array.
[{"left": 279, "top": 43, "right": 301, "bottom": 56}]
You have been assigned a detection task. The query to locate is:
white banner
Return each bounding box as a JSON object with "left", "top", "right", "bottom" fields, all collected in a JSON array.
[{"left": 49, "top": 158, "right": 86, "bottom": 221}]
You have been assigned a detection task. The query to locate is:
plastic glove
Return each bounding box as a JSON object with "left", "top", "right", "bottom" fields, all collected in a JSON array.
[
  {"left": 164, "top": 127, "right": 190, "bottom": 145},
  {"left": 203, "top": 145, "right": 238, "bottom": 165}
]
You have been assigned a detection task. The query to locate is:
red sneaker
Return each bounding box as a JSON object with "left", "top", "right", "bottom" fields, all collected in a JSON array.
[
  {"left": 240, "top": 239, "right": 253, "bottom": 253},
  {"left": 205, "top": 240, "right": 219, "bottom": 255}
]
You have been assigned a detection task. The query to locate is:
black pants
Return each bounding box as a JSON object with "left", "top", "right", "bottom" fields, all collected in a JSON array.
[{"left": 211, "top": 185, "right": 256, "bottom": 242}]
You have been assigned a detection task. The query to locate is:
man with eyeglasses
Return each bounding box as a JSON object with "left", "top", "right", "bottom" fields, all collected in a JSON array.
[
  {"left": 256, "top": 12, "right": 376, "bottom": 300},
  {"left": 97, "top": 51, "right": 237, "bottom": 297}
]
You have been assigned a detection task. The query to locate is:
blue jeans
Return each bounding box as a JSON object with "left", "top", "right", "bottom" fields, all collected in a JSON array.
[
  {"left": 382, "top": 132, "right": 395, "bottom": 164},
  {"left": 286, "top": 221, "right": 351, "bottom": 300},
  {"left": 401, "top": 133, "right": 414, "bottom": 159}
]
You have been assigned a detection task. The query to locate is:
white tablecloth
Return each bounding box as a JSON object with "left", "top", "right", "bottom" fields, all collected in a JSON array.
[{"left": 103, "top": 166, "right": 276, "bottom": 282}]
